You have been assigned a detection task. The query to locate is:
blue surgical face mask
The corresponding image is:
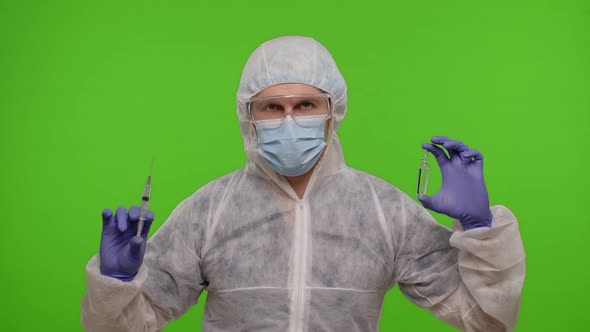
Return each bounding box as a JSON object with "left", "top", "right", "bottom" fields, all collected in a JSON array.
[{"left": 255, "top": 115, "right": 327, "bottom": 177}]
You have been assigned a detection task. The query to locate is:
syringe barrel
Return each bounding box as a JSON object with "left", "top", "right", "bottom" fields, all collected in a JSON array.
[
  {"left": 136, "top": 220, "right": 145, "bottom": 237},
  {"left": 137, "top": 180, "right": 152, "bottom": 236},
  {"left": 139, "top": 200, "right": 149, "bottom": 216}
]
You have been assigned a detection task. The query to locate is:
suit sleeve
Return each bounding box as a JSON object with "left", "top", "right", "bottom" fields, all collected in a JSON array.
[
  {"left": 81, "top": 195, "right": 208, "bottom": 331},
  {"left": 394, "top": 194, "right": 525, "bottom": 331}
]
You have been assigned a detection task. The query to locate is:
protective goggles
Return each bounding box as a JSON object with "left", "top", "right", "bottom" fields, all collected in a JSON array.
[{"left": 247, "top": 93, "right": 332, "bottom": 128}]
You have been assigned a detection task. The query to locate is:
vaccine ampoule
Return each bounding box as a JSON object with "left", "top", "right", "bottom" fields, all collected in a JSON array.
[{"left": 417, "top": 150, "right": 429, "bottom": 196}]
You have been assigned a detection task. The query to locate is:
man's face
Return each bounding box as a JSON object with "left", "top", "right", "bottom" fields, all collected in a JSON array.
[{"left": 252, "top": 83, "right": 332, "bottom": 140}]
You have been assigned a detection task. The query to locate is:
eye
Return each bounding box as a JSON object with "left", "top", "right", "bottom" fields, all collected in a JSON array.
[
  {"left": 263, "top": 103, "right": 281, "bottom": 112},
  {"left": 298, "top": 102, "right": 315, "bottom": 110}
]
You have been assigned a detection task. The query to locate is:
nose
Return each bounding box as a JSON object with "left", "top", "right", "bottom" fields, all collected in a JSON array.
[{"left": 283, "top": 107, "right": 295, "bottom": 116}]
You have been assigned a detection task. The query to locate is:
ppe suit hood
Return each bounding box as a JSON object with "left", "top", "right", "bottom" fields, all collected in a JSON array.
[{"left": 236, "top": 36, "right": 348, "bottom": 189}]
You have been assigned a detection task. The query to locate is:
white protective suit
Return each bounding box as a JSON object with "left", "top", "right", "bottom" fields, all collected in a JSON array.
[{"left": 81, "top": 36, "right": 526, "bottom": 332}]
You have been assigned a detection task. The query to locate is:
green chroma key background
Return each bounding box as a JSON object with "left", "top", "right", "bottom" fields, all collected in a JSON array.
[{"left": 1, "top": 0, "right": 588, "bottom": 330}]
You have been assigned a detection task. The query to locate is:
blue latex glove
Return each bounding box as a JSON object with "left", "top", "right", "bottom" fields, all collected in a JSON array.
[
  {"left": 418, "top": 136, "right": 493, "bottom": 230},
  {"left": 100, "top": 206, "right": 154, "bottom": 281}
]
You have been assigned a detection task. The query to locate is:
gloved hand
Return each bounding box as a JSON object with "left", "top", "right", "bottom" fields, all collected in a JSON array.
[
  {"left": 99, "top": 206, "right": 155, "bottom": 281},
  {"left": 418, "top": 136, "right": 493, "bottom": 230}
]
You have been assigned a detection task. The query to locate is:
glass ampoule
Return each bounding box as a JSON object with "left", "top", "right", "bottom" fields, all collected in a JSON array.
[{"left": 417, "top": 149, "right": 429, "bottom": 196}]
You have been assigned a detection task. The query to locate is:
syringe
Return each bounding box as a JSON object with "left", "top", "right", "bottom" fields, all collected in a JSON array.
[{"left": 137, "top": 155, "right": 154, "bottom": 237}]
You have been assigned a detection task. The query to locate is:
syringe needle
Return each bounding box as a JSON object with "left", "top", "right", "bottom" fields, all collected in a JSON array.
[{"left": 148, "top": 150, "right": 155, "bottom": 177}]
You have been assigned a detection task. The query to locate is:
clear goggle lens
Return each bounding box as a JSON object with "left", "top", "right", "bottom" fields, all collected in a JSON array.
[{"left": 248, "top": 93, "right": 332, "bottom": 126}]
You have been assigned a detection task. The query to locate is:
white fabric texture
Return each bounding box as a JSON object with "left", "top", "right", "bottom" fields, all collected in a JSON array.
[{"left": 81, "top": 36, "right": 526, "bottom": 332}]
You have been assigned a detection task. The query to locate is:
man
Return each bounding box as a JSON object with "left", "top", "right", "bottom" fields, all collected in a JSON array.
[{"left": 82, "top": 36, "right": 525, "bottom": 331}]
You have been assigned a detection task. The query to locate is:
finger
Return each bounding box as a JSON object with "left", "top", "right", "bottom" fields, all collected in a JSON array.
[
  {"left": 146, "top": 210, "right": 155, "bottom": 223},
  {"left": 128, "top": 206, "right": 140, "bottom": 223},
  {"left": 141, "top": 211, "right": 155, "bottom": 238},
  {"left": 443, "top": 141, "right": 469, "bottom": 161},
  {"left": 116, "top": 206, "right": 128, "bottom": 233},
  {"left": 128, "top": 236, "right": 146, "bottom": 263},
  {"left": 101, "top": 208, "right": 116, "bottom": 234},
  {"left": 422, "top": 143, "right": 449, "bottom": 168},
  {"left": 418, "top": 195, "right": 444, "bottom": 214},
  {"left": 461, "top": 149, "right": 484, "bottom": 167},
  {"left": 431, "top": 136, "right": 469, "bottom": 160},
  {"left": 119, "top": 236, "right": 145, "bottom": 275},
  {"left": 461, "top": 149, "right": 483, "bottom": 160},
  {"left": 418, "top": 195, "right": 434, "bottom": 210},
  {"left": 430, "top": 136, "right": 453, "bottom": 145}
]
